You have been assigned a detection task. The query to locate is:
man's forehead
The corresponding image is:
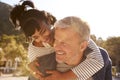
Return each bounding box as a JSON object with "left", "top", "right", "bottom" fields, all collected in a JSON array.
[{"left": 55, "top": 28, "right": 79, "bottom": 41}]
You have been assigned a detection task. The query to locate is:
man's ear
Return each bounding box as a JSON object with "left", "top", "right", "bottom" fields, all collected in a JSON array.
[{"left": 80, "top": 41, "right": 88, "bottom": 52}]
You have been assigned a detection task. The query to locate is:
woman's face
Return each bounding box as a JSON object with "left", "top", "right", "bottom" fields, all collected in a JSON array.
[
  {"left": 31, "top": 23, "right": 54, "bottom": 46},
  {"left": 28, "top": 23, "right": 54, "bottom": 44},
  {"left": 32, "top": 29, "right": 51, "bottom": 43}
]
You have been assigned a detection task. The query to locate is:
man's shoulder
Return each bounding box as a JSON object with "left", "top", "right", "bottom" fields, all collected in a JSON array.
[{"left": 99, "top": 47, "right": 112, "bottom": 65}]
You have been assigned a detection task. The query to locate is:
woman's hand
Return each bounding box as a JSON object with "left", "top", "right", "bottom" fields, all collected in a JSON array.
[{"left": 28, "top": 60, "right": 43, "bottom": 79}]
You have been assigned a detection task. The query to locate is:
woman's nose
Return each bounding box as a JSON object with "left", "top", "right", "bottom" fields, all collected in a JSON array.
[{"left": 34, "top": 38, "right": 41, "bottom": 43}]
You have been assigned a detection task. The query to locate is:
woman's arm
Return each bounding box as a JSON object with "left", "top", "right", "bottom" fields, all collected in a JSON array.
[{"left": 28, "top": 42, "right": 54, "bottom": 62}]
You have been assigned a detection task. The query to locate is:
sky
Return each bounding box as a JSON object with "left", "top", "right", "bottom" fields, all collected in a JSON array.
[{"left": 1, "top": 0, "right": 120, "bottom": 40}]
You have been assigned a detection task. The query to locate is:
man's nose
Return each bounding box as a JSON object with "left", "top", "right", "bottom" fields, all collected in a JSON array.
[{"left": 54, "top": 42, "right": 62, "bottom": 51}]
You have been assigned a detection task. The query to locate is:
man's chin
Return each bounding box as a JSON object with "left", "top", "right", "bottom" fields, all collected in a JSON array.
[{"left": 56, "top": 59, "right": 64, "bottom": 64}]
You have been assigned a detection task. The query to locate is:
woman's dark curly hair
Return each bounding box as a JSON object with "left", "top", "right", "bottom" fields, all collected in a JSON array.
[{"left": 10, "top": 0, "right": 56, "bottom": 37}]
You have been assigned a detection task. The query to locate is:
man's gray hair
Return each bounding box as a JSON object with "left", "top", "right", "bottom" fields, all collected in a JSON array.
[{"left": 54, "top": 16, "right": 90, "bottom": 41}]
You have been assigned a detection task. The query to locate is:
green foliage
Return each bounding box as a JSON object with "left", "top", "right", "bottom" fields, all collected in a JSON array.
[
  {"left": 1, "top": 34, "right": 27, "bottom": 58},
  {"left": 0, "top": 34, "right": 29, "bottom": 76},
  {"left": 104, "top": 37, "right": 120, "bottom": 66},
  {"left": 0, "top": 48, "right": 5, "bottom": 61},
  {"left": 1, "top": 34, "right": 28, "bottom": 58}
]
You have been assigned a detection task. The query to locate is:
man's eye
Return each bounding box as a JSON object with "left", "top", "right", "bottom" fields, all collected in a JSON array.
[
  {"left": 61, "top": 42, "right": 67, "bottom": 46},
  {"left": 54, "top": 40, "right": 58, "bottom": 44}
]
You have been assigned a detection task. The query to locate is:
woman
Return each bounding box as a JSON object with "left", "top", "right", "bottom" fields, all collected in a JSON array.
[
  {"left": 10, "top": 0, "right": 104, "bottom": 80},
  {"left": 10, "top": 1, "right": 56, "bottom": 79}
]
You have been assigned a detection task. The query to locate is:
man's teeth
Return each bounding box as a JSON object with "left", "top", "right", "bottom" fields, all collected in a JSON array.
[{"left": 57, "top": 52, "right": 64, "bottom": 55}]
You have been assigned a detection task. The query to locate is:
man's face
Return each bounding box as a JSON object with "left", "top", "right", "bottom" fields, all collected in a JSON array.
[{"left": 54, "top": 27, "right": 85, "bottom": 65}]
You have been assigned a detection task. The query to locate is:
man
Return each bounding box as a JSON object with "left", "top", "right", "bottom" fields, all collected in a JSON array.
[{"left": 42, "top": 16, "right": 112, "bottom": 80}]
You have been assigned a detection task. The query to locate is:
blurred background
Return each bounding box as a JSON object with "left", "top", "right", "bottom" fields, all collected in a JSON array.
[{"left": 0, "top": 0, "right": 120, "bottom": 80}]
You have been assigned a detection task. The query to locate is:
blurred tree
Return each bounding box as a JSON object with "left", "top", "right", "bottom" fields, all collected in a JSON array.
[
  {"left": 0, "top": 34, "right": 29, "bottom": 75},
  {"left": 90, "top": 35, "right": 105, "bottom": 47},
  {"left": 104, "top": 37, "right": 120, "bottom": 67},
  {"left": 96, "top": 37, "right": 105, "bottom": 47},
  {"left": 90, "top": 34, "right": 97, "bottom": 43},
  {"left": 0, "top": 34, "right": 28, "bottom": 61}
]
